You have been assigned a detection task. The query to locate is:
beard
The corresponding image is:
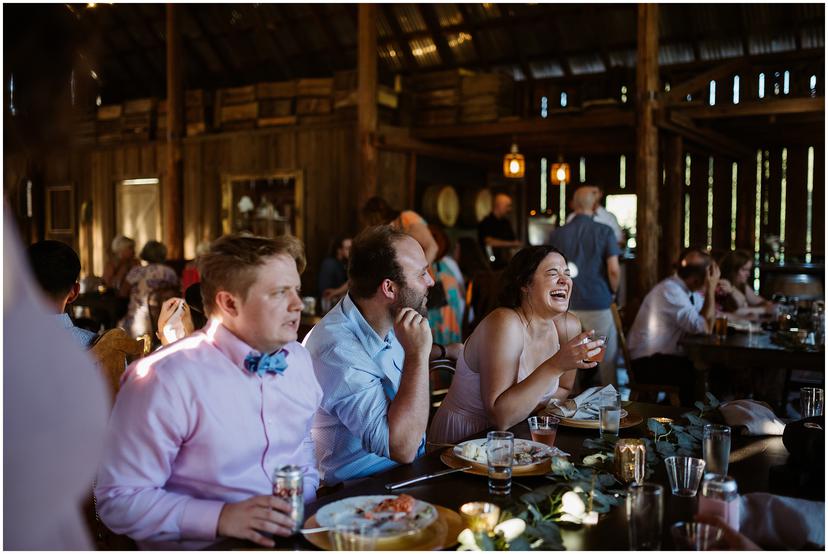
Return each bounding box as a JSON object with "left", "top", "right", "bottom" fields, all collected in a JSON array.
[{"left": 391, "top": 281, "right": 429, "bottom": 318}]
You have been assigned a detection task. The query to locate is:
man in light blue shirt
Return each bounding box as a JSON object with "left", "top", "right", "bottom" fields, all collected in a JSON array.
[
  {"left": 28, "top": 240, "right": 98, "bottom": 348},
  {"left": 304, "top": 225, "right": 437, "bottom": 485}
]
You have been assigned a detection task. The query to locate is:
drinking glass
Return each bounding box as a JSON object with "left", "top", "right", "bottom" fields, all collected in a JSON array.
[
  {"left": 670, "top": 522, "right": 724, "bottom": 550},
  {"left": 626, "top": 483, "right": 664, "bottom": 550},
  {"left": 713, "top": 316, "right": 728, "bottom": 341},
  {"left": 528, "top": 415, "right": 559, "bottom": 448},
  {"left": 329, "top": 522, "right": 379, "bottom": 551},
  {"left": 801, "top": 387, "right": 825, "bottom": 418},
  {"left": 702, "top": 424, "right": 731, "bottom": 475},
  {"left": 587, "top": 335, "right": 608, "bottom": 362},
  {"left": 664, "top": 456, "right": 706, "bottom": 497},
  {"left": 486, "top": 431, "right": 514, "bottom": 496},
  {"left": 599, "top": 391, "right": 622, "bottom": 438}
]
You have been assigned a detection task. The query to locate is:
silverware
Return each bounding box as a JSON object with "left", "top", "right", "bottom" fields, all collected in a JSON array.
[
  {"left": 300, "top": 526, "right": 332, "bottom": 535},
  {"left": 385, "top": 465, "right": 473, "bottom": 490}
]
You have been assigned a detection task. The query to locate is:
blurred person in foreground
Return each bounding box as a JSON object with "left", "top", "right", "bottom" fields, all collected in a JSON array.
[
  {"left": 96, "top": 234, "right": 322, "bottom": 549},
  {"left": 627, "top": 248, "right": 719, "bottom": 406},
  {"left": 4, "top": 209, "right": 109, "bottom": 549},
  {"left": 428, "top": 245, "right": 602, "bottom": 444},
  {"left": 27, "top": 239, "right": 99, "bottom": 348}
]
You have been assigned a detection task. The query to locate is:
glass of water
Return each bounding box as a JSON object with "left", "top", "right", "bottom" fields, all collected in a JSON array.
[
  {"left": 599, "top": 390, "right": 622, "bottom": 438},
  {"left": 801, "top": 387, "right": 824, "bottom": 418},
  {"left": 627, "top": 483, "right": 664, "bottom": 550},
  {"left": 702, "top": 424, "right": 731, "bottom": 475},
  {"left": 486, "top": 431, "right": 514, "bottom": 496}
]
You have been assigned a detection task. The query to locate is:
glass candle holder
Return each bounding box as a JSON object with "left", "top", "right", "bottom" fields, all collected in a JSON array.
[
  {"left": 614, "top": 438, "right": 647, "bottom": 485},
  {"left": 460, "top": 502, "right": 501, "bottom": 534}
]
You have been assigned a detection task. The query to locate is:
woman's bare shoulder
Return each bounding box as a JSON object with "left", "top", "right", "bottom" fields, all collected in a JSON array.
[{"left": 553, "top": 312, "right": 582, "bottom": 342}]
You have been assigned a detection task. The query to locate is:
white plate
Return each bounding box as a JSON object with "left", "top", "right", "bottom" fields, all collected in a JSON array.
[
  {"left": 315, "top": 495, "right": 438, "bottom": 539},
  {"left": 453, "top": 438, "right": 553, "bottom": 467}
]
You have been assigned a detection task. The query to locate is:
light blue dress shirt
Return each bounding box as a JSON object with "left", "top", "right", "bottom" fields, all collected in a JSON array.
[
  {"left": 57, "top": 313, "right": 98, "bottom": 348},
  {"left": 303, "top": 294, "right": 426, "bottom": 485}
]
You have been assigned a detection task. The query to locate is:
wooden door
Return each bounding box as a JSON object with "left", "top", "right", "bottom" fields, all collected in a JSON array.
[{"left": 116, "top": 181, "right": 161, "bottom": 250}]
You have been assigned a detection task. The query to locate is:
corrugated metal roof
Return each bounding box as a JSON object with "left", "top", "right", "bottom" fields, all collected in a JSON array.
[
  {"left": 475, "top": 28, "right": 513, "bottom": 60},
  {"left": 569, "top": 54, "right": 606, "bottom": 76},
  {"left": 659, "top": 43, "right": 695, "bottom": 66},
  {"left": 433, "top": 4, "right": 463, "bottom": 28},
  {"left": 409, "top": 37, "right": 441, "bottom": 67},
  {"left": 699, "top": 38, "right": 744, "bottom": 61},
  {"left": 393, "top": 5, "right": 427, "bottom": 34},
  {"left": 529, "top": 60, "right": 565, "bottom": 79},
  {"left": 609, "top": 49, "right": 637, "bottom": 68},
  {"left": 801, "top": 25, "right": 825, "bottom": 49},
  {"left": 446, "top": 31, "right": 476, "bottom": 64},
  {"left": 378, "top": 43, "right": 403, "bottom": 72},
  {"left": 748, "top": 33, "right": 797, "bottom": 55},
  {"left": 377, "top": 11, "right": 391, "bottom": 38}
]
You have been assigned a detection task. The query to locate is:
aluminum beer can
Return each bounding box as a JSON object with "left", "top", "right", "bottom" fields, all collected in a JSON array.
[{"left": 273, "top": 465, "right": 304, "bottom": 534}]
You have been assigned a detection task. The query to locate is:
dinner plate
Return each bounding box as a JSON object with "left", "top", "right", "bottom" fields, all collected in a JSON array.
[
  {"left": 556, "top": 410, "right": 645, "bottom": 430},
  {"left": 453, "top": 437, "right": 553, "bottom": 468},
  {"left": 315, "top": 495, "right": 438, "bottom": 540}
]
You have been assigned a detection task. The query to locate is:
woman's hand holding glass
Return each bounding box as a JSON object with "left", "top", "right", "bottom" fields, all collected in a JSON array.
[{"left": 547, "top": 330, "right": 601, "bottom": 373}]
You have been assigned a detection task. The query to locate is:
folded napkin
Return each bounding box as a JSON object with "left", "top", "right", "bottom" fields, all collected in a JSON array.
[
  {"left": 719, "top": 399, "right": 786, "bottom": 436},
  {"left": 545, "top": 385, "right": 618, "bottom": 420},
  {"left": 740, "top": 492, "right": 825, "bottom": 550}
]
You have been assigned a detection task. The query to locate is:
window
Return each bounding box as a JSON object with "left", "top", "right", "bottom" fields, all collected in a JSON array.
[
  {"left": 579, "top": 156, "right": 586, "bottom": 183},
  {"left": 560, "top": 92, "right": 568, "bottom": 108},
  {"left": 758, "top": 73, "right": 765, "bottom": 99},
  {"left": 540, "top": 95, "right": 548, "bottom": 118},
  {"left": 754, "top": 150, "right": 762, "bottom": 290},
  {"left": 810, "top": 74, "right": 817, "bottom": 97},
  {"left": 621, "top": 85, "right": 628, "bottom": 103},
  {"left": 707, "top": 157, "right": 714, "bottom": 250},
  {"left": 606, "top": 194, "right": 637, "bottom": 249},
  {"left": 783, "top": 70, "right": 790, "bottom": 95},
  {"left": 779, "top": 148, "right": 788, "bottom": 262},
  {"left": 619, "top": 155, "right": 626, "bottom": 189},
  {"left": 806, "top": 146, "right": 815, "bottom": 262},
  {"left": 540, "top": 157, "right": 548, "bottom": 211},
  {"left": 730, "top": 163, "right": 738, "bottom": 250},
  {"left": 733, "top": 75, "right": 740, "bottom": 104},
  {"left": 9, "top": 74, "right": 15, "bottom": 115},
  {"left": 709, "top": 80, "right": 716, "bottom": 106}
]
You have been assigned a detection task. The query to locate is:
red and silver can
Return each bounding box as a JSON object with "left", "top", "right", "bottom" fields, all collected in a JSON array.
[{"left": 273, "top": 465, "right": 304, "bottom": 534}]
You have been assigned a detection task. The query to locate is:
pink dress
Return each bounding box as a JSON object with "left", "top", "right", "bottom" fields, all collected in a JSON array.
[{"left": 428, "top": 334, "right": 560, "bottom": 444}]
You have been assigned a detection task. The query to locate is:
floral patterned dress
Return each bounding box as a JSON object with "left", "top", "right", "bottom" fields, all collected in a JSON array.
[{"left": 119, "top": 263, "right": 179, "bottom": 338}]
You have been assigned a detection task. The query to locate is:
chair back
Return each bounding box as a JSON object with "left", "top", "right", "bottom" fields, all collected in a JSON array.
[
  {"left": 89, "top": 328, "right": 149, "bottom": 400},
  {"left": 428, "top": 358, "right": 456, "bottom": 423},
  {"left": 610, "top": 302, "right": 635, "bottom": 383}
]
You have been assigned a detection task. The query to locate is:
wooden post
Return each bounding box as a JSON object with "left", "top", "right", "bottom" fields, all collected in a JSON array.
[
  {"left": 164, "top": 3, "right": 184, "bottom": 260},
  {"left": 662, "top": 133, "right": 683, "bottom": 278},
  {"left": 357, "top": 4, "right": 378, "bottom": 211},
  {"left": 635, "top": 3, "right": 660, "bottom": 297}
]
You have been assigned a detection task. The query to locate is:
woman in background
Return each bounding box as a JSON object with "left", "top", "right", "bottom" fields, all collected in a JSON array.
[
  {"left": 118, "top": 240, "right": 179, "bottom": 338},
  {"left": 717, "top": 249, "right": 774, "bottom": 318},
  {"left": 103, "top": 235, "right": 139, "bottom": 293},
  {"left": 427, "top": 225, "right": 465, "bottom": 345}
]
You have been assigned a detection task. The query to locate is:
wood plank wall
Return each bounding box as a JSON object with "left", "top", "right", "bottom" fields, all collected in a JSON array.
[{"left": 5, "top": 121, "right": 408, "bottom": 294}]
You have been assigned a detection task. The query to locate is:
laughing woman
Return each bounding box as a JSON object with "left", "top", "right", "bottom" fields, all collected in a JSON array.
[{"left": 428, "top": 246, "right": 603, "bottom": 445}]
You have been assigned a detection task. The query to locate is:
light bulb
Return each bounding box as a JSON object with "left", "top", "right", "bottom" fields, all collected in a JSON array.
[
  {"left": 509, "top": 160, "right": 520, "bottom": 174},
  {"left": 556, "top": 168, "right": 567, "bottom": 182}
]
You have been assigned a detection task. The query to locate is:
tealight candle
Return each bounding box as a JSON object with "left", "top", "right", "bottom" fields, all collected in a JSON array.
[
  {"left": 614, "top": 438, "right": 647, "bottom": 485},
  {"left": 460, "top": 502, "right": 501, "bottom": 533}
]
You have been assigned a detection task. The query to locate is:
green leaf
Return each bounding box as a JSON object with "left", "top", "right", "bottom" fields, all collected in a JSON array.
[{"left": 508, "top": 537, "right": 531, "bottom": 551}]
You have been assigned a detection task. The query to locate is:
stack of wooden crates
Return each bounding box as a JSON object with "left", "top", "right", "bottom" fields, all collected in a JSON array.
[{"left": 407, "top": 69, "right": 514, "bottom": 126}]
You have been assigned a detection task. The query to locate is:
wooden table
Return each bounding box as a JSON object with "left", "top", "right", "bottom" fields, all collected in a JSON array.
[{"left": 213, "top": 402, "right": 812, "bottom": 550}]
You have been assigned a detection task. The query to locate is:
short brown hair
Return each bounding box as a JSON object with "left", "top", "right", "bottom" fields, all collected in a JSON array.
[
  {"left": 198, "top": 234, "right": 306, "bottom": 316},
  {"left": 348, "top": 225, "right": 406, "bottom": 299}
]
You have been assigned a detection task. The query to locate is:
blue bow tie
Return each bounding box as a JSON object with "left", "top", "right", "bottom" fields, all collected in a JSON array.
[{"left": 243, "top": 349, "right": 289, "bottom": 377}]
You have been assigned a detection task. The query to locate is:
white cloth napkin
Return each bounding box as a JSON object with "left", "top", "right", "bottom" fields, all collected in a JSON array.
[
  {"left": 740, "top": 492, "right": 825, "bottom": 549},
  {"left": 545, "top": 385, "right": 618, "bottom": 420},
  {"left": 719, "top": 400, "right": 786, "bottom": 436}
]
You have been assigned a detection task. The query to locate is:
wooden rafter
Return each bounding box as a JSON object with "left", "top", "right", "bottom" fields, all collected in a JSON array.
[
  {"left": 416, "top": 4, "right": 455, "bottom": 68},
  {"left": 455, "top": 4, "right": 489, "bottom": 71},
  {"left": 379, "top": 5, "right": 416, "bottom": 73},
  {"left": 664, "top": 59, "right": 746, "bottom": 103},
  {"left": 657, "top": 109, "right": 751, "bottom": 158},
  {"left": 673, "top": 96, "right": 825, "bottom": 119}
]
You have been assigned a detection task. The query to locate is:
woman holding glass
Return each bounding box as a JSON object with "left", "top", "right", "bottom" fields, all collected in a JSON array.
[{"left": 428, "top": 245, "right": 602, "bottom": 444}]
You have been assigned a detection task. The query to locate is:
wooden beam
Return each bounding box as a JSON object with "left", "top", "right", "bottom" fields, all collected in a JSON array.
[
  {"left": 164, "top": 3, "right": 184, "bottom": 260},
  {"left": 673, "top": 97, "right": 825, "bottom": 119},
  {"left": 373, "top": 130, "right": 495, "bottom": 165},
  {"left": 412, "top": 109, "right": 634, "bottom": 140},
  {"left": 663, "top": 59, "right": 746, "bottom": 103},
  {"left": 358, "top": 4, "right": 379, "bottom": 207},
  {"left": 416, "top": 4, "right": 456, "bottom": 67},
  {"left": 634, "top": 3, "right": 660, "bottom": 297},
  {"left": 657, "top": 110, "right": 751, "bottom": 159},
  {"left": 379, "top": 4, "right": 416, "bottom": 73},
  {"left": 662, "top": 133, "right": 684, "bottom": 278}
]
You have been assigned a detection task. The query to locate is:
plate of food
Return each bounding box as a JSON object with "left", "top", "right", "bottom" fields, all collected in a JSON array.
[
  {"left": 453, "top": 438, "right": 554, "bottom": 467},
  {"left": 315, "top": 495, "right": 438, "bottom": 540}
]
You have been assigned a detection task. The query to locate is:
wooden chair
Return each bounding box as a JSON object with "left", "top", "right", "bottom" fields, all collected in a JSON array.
[
  {"left": 429, "top": 358, "right": 456, "bottom": 422},
  {"left": 90, "top": 328, "right": 150, "bottom": 400},
  {"left": 610, "top": 302, "right": 681, "bottom": 407}
]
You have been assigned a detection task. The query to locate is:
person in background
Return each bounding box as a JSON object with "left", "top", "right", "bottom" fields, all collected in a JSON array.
[
  {"left": 550, "top": 186, "right": 621, "bottom": 388},
  {"left": 96, "top": 234, "right": 322, "bottom": 549},
  {"left": 118, "top": 240, "right": 179, "bottom": 338},
  {"left": 155, "top": 298, "right": 196, "bottom": 347},
  {"left": 565, "top": 185, "right": 624, "bottom": 246},
  {"left": 318, "top": 235, "right": 352, "bottom": 310},
  {"left": 103, "top": 235, "right": 139, "bottom": 293},
  {"left": 305, "top": 226, "right": 458, "bottom": 485},
  {"left": 477, "top": 193, "right": 522, "bottom": 269},
  {"left": 429, "top": 246, "right": 602, "bottom": 445},
  {"left": 626, "top": 248, "right": 719, "bottom": 406},
  {"left": 181, "top": 241, "right": 211, "bottom": 292},
  {"left": 362, "top": 196, "right": 439, "bottom": 264},
  {"left": 5, "top": 210, "right": 110, "bottom": 550},
  {"left": 717, "top": 249, "right": 774, "bottom": 318},
  {"left": 426, "top": 224, "right": 465, "bottom": 345},
  {"left": 27, "top": 240, "right": 99, "bottom": 348}
]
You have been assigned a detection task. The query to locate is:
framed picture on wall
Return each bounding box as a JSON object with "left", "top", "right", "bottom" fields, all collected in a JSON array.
[
  {"left": 221, "top": 171, "right": 304, "bottom": 242},
  {"left": 45, "top": 184, "right": 75, "bottom": 235}
]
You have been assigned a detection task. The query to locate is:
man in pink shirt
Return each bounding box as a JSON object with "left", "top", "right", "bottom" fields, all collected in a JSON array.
[{"left": 95, "top": 234, "right": 322, "bottom": 549}]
